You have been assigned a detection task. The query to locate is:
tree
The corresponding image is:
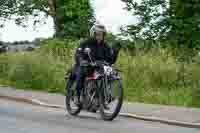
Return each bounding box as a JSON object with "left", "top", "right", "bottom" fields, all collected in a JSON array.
[
  {"left": 0, "top": 0, "right": 49, "bottom": 27},
  {"left": 121, "top": 0, "right": 200, "bottom": 51},
  {"left": 0, "top": 0, "right": 95, "bottom": 38},
  {"left": 169, "top": 0, "right": 200, "bottom": 49},
  {"left": 121, "top": 0, "right": 170, "bottom": 40},
  {"left": 63, "top": 0, "right": 95, "bottom": 39}
]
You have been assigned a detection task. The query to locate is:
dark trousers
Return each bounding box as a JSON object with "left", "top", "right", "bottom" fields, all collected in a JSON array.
[{"left": 75, "top": 65, "right": 95, "bottom": 97}]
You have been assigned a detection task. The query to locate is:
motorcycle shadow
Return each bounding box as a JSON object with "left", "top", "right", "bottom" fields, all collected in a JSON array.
[{"left": 65, "top": 112, "right": 119, "bottom": 122}]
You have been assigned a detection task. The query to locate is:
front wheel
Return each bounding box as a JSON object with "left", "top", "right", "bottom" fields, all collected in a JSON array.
[
  {"left": 65, "top": 78, "right": 82, "bottom": 116},
  {"left": 99, "top": 79, "right": 123, "bottom": 121}
]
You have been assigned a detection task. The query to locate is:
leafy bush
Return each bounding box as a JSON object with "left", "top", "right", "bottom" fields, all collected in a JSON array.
[
  {"left": 0, "top": 39, "right": 78, "bottom": 93},
  {"left": 116, "top": 48, "right": 199, "bottom": 107},
  {"left": 0, "top": 52, "right": 67, "bottom": 93},
  {"left": 0, "top": 39, "right": 200, "bottom": 107}
]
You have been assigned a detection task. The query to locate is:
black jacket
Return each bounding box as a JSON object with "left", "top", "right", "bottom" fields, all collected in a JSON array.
[
  {"left": 69, "top": 38, "right": 121, "bottom": 80},
  {"left": 76, "top": 38, "right": 114, "bottom": 65}
]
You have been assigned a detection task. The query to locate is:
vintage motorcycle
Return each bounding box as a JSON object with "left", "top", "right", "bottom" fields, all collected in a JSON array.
[{"left": 65, "top": 48, "right": 123, "bottom": 121}]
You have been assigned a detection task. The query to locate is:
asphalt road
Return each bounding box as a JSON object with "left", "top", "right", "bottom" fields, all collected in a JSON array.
[{"left": 0, "top": 99, "right": 199, "bottom": 133}]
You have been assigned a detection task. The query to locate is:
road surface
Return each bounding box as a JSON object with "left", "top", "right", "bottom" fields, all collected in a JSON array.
[{"left": 0, "top": 99, "right": 199, "bottom": 133}]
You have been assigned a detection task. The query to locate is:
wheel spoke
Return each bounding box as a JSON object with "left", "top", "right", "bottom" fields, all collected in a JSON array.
[{"left": 65, "top": 79, "right": 81, "bottom": 116}]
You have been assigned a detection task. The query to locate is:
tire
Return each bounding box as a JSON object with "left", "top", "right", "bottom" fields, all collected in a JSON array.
[
  {"left": 99, "top": 79, "right": 123, "bottom": 121},
  {"left": 84, "top": 79, "right": 99, "bottom": 112},
  {"left": 65, "top": 79, "right": 82, "bottom": 116}
]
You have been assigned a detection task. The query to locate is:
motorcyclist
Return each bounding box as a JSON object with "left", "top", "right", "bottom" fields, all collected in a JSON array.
[{"left": 74, "top": 22, "right": 115, "bottom": 105}]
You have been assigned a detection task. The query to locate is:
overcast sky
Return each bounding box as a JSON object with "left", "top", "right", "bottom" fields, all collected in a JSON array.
[{"left": 0, "top": 0, "right": 135, "bottom": 42}]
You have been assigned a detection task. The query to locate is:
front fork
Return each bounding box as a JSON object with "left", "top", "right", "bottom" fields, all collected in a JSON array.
[{"left": 98, "top": 77, "right": 110, "bottom": 107}]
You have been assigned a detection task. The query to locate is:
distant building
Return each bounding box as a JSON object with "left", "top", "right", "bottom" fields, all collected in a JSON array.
[
  {"left": 8, "top": 43, "right": 37, "bottom": 52},
  {"left": 0, "top": 41, "right": 8, "bottom": 53}
]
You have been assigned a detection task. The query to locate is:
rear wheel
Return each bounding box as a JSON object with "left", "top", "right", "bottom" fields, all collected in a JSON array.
[
  {"left": 65, "top": 79, "right": 82, "bottom": 116},
  {"left": 99, "top": 79, "right": 123, "bottom": 121}
]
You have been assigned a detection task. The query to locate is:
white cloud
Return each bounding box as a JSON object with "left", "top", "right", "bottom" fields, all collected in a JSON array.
[
  {"left": 93, "top": 0, "right": 136, "bottom": 33},
  {"left": 0, "top": 16, "right": 54, "bottom": 42}
]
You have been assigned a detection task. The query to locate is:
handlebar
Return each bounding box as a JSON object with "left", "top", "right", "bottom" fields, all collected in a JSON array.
[
  {"left": 78, "top": 47, "right": 116, "bottom": 68},
  {"left": 95, "top": 60, "right": 110, "bottom": 66},
  {"left": 80, "top": 60, "right": 110, "bottom": 67}
]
